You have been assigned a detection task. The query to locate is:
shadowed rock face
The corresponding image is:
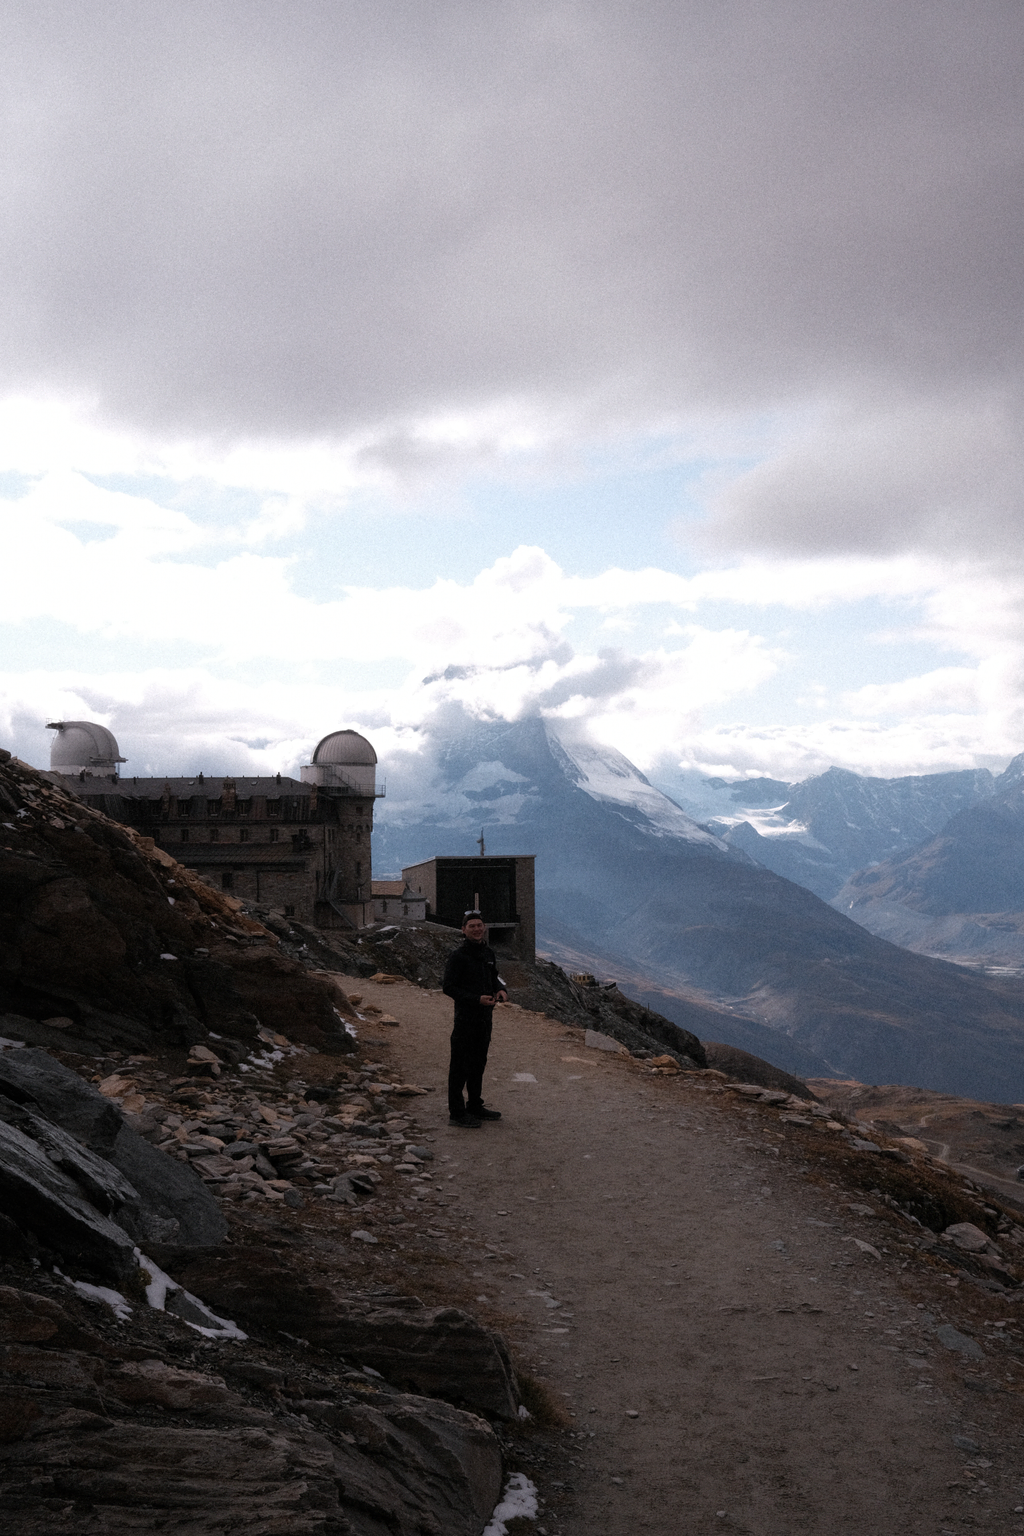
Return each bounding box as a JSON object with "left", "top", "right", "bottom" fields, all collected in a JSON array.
[
  {"left": 171, "top": 1245, "right": 520, "bottom": 1421},
  {"left": 0, "top": 1284, "right": 503, "bottom": 1536},
  {"left": 0, "top": 1049, "right": 226, "bottom": 1283}
]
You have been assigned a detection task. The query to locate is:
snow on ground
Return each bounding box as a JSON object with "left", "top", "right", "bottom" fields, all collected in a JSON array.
[
  {"left": 55, "top": 1269, "right": 133, "bottom": 1322},
  {"left": 483, "top": 1472, "right": 539, "bottom": 1535},
  {"left": 136, "top": 1251, "right": 247, "bottom": 1339}
]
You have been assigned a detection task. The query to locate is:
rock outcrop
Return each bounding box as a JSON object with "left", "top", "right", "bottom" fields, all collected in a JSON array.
[{"left": 0, "top": 1283, "right": 503, "bottom": 1536}]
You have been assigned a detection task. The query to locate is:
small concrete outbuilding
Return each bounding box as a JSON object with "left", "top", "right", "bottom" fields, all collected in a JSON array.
[{"left": 401, "top": 854, "right": 536, "bottom": 961}]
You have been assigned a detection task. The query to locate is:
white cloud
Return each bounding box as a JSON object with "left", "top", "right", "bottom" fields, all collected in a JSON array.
[
  {"left": 3, "top": 463, "right": 1024, "bottom": 784},
  {"left": 703, "top": 389, "right": 1024, "bottom": 561}
]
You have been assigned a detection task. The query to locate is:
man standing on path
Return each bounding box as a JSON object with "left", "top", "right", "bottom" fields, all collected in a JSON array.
[{"left": 443, "top": 910, "right": 507, "bottom": 1128}]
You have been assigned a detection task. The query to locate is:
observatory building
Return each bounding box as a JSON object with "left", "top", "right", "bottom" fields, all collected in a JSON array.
[
  {"left": 46, "top": 723, "right": 383, "bottom": 929},
  {"left": 47, "top": 720, "right": 126, "bottom": 779}
]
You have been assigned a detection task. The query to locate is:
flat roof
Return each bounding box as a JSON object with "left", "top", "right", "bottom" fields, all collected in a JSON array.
[{"left": 84, "top": 776, "right": 311, "bottom": 799}]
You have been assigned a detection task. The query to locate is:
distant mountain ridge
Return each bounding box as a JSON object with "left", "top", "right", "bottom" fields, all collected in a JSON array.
[
  {"left": 656, "top": 763, "right": 995, "bottom": 900},
  {"left": 834, "top": 752, "right": 1024, "bottom": 969},
  {"left": 376, "top": 717, "right": 1024, "bottom": 1100}
]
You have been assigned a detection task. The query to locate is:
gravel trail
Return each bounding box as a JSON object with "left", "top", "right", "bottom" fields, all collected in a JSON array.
[{"left": 368, "top": 977, "right": 1024, "bottom": 1535}]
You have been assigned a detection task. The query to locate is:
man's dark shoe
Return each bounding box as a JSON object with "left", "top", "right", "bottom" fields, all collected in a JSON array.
[
  {"left": 449, "top": 1114, "right": 482, "bottom": 1128},
  {"left": 470, "top": 1106, "right": 502, "bottom": 1120}
]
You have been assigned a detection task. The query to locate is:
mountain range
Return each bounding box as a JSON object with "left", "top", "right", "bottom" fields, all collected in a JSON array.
[
  {"left": 654, "top": 763, "right": 996, "bottom": 900},
  {"left": 375, "top": 716, "right": 1024, "bottom": 1101},
  {"left": 834, "top": 754, "right": 1024, "bottom": 970}
]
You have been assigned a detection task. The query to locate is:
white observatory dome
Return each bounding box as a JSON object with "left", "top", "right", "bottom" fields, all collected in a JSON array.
[
  {"left": 301, "top": 729, "right": 378, "bottom": 794},
  {"left": 312, "top": 730, "right": 377, "bottom": 766},
  {"left": 48, "top": 720, "right": 125, "bottom": 778}
]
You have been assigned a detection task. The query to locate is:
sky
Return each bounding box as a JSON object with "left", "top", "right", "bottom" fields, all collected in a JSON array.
[{"left": 2, "top": 1, "right": 1024, "bottom": 789}]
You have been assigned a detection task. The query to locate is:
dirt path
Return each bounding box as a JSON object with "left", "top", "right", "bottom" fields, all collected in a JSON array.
[{"left": 362, "top": 978, "right": 1024, "bottom": 1535}]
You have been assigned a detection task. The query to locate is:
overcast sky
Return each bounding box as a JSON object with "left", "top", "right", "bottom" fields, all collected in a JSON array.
[{"left": 2, "top": 1, "right": 1023, "bottom": 785}]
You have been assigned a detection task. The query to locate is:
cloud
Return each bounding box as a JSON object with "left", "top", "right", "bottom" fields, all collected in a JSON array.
[
  {"left": 703, "top": 390, "right": 1024, "bottom": 560},
  {"left": 3, "top": 461, "right": 1024, "bottom": 784},
  {"left": 2, "top": 1, "right": 1023, "bottom": 561}
]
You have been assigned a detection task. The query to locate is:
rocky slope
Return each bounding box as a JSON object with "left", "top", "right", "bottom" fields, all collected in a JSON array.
[{"left": 808, "top": 1075, "right": 1024, "bottom": 1201}]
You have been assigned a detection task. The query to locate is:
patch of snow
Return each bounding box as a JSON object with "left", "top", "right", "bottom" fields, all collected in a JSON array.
[
  {"left": 0, "top": 1036, "right": 26, "bottom": 1050},
  {"left": 159, "top": 952, "right": 177, "bottom": 960},
  {"left": 483, "top": 1472, "right": 539, "bottom": 1535},
  {"left": 55, "top": 1268, "right": 132, "bottom": 1322},
  {"left": 137, "top": 1251, "right": 175, "bottom": 1311},
  {"left": 332, "top": 1006, "right": 359, "bottom": 1038},
  {"left": 513, "top": 1072, "right": 538, "bottom": 1082},
  {"left": 135, "top": 1250, "right": 247, "bottom": 1340},
  {"left": 246, "top": 1048, "right": 284, "bottom": 1069}
]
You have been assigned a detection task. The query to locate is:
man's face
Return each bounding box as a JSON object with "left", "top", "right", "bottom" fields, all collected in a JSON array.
[{"left": 463, "top": 918, "right": 487, "bottom": 942}]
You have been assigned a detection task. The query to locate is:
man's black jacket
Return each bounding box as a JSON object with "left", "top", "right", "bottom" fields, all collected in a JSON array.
[{"left": 443, "top": 939, "right": 503, "bottom": 1022}]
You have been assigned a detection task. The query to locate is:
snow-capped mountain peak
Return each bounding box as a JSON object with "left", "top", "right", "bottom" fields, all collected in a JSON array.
[{"left": 545, "top": 728, "right": 728, "bottom": 848}]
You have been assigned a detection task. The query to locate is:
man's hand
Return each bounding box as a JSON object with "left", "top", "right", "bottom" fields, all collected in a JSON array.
[
  {"left": 480, "top": 994, "right": 495, "bottom": 1005},
  {"left": 496, "top": 990, "right": 508, "bottom": 1002}
]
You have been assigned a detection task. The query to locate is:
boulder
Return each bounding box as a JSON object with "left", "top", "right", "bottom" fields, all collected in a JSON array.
[
  {"left": 0, "top": 1119, "right": 138, "bottom": 1286},
  {"left": 4, "top": 1105, "right": 139, "bottom": 1213},
  {"left": 0, "top": 1048, "right": 123, "bottom": 1153},
  {"left": 173, "top": 1250, "right": 520, "bottom": 1420},
  {"left": 702, "top": 1041, "right": 816, "bottom": 1099},
  {"left": 108, "top": 1125, "right": 228, "bottom": 1249},
  {"left": 943, "top": 1221, "right": 992, "bottom": 1253},
  {"left": 0, "top": 1047, "right": 227, "bottom": 1253}
]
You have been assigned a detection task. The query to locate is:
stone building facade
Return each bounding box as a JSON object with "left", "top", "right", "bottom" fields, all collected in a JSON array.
[{"left": 46, "top": 722, "right": 383, "bottom": 929}]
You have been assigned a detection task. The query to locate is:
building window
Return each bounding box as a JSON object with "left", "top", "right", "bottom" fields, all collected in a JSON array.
[
  {"left": 267, "top": 799, "right": 280, "bottom": 817},
  {"left": 355, "top": 861, "right": 362, "bottom": 878},
  {"left": 210, "top": 828, "right": 219, "bottom": 842},
  {"left": 239, "top": 828, "right": 249, "bottom": 842},
  {"left": 236, "top": 799, "right": 251, "bottom": 816},
  {"left": 178, "top": 802, "right": 191, "bottom": 818},
  {"left": 207, "top": 799, "right": 221, "bottom": 817},
  {"left": 180, "top": 829, "right": 189, "bottom": 843},
  {"left": 381, "top": 899, "right": 388, "bottom": 913},
  {"left": 403, "top": 903, "right": 408, "bottom": 915},
  {"left": 269, "top": 828, "right": 279, "bottom": 843},
  {"left": 283, "top": 904, "right": 295, "bottom": 917},
  {"left": 221, "top": 872, "right": 234, "bottom": 890}
]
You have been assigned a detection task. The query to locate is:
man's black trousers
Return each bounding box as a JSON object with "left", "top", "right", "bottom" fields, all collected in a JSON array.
[{"left": 448, "top": 1009, "right": 493, "bottom": 1118}]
